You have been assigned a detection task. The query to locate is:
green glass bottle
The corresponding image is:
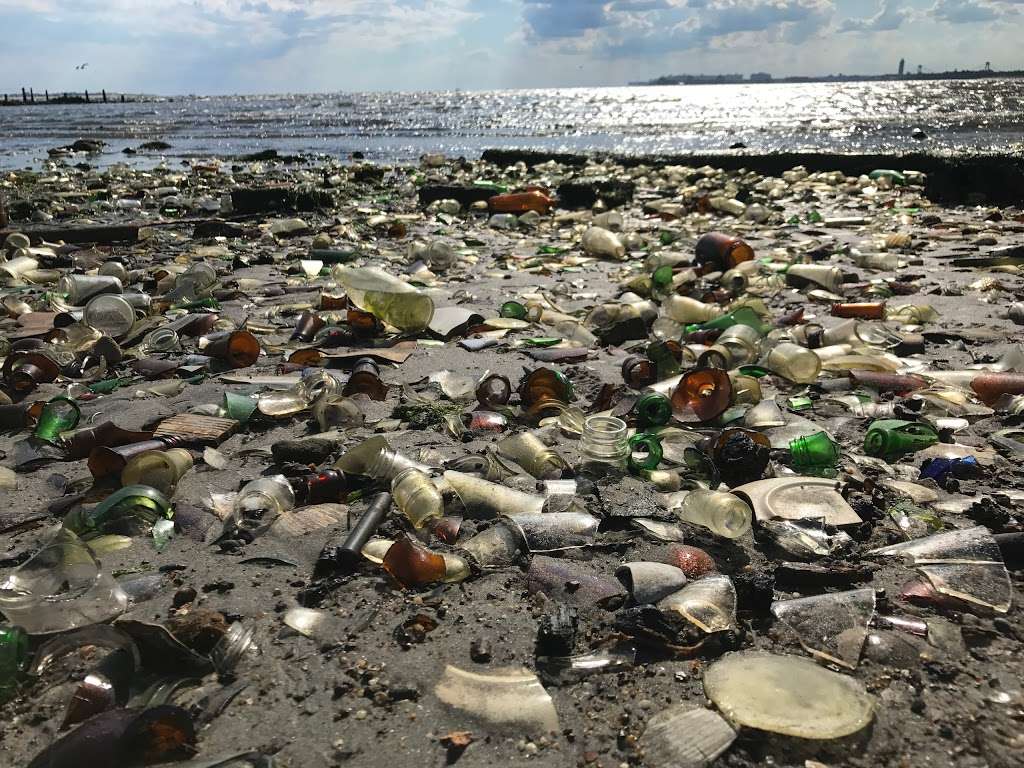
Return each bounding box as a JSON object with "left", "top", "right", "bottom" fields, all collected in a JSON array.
[
  {"left": 789, "top": 431, "right": 840, "bottom": 468},
  {"left": 500, "top": 301, "right": 528, "bottom": 320},
  {"left": 698, "top": 306, "right": 766, "bottom": 334},
  {"left": 33, "top": 397, "right": 81, "bottom": 443},
  {"left": 65, "top": 484, "right": 173, "bottom": 537},
  {"left": 635, "top": 393, "right": 673, "bottom": 430},
  {"left": 0, "top": 625, "right": 28, "bottom": 703},
  {"left": 628, "top": 433, "right": 664, "bottom": 473},
  {"left": 651, "top": 265, "right": 674, "bottom": 297},
  {"left": 864, "top": 419, "right": 938, "bottom": 459}
]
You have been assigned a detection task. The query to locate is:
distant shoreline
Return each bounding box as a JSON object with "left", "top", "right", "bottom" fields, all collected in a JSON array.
[
  {"left": 4, "top": 73, "right": 1024, "bottom": 103},
  {"left": 632, "top": 70, "right": 1024, "bottom": 86}
]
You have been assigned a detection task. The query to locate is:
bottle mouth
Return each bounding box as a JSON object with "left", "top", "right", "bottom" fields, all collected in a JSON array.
[
  {"left": 581, "top": 416, "right": 628, "bottom": 462},
  {"left": 864, "top": 431, "right": 886, "bottom": 457},
  {"left": 582, "top": 415, "right": 627, "bottom": 438}
]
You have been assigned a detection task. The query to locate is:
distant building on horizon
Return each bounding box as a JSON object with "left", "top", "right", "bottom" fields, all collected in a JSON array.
[{"left": 630, "top": 63, "right": 1024, "bottom": 87}]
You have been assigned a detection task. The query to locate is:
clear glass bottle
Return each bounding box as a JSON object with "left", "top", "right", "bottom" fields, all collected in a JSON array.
[
  {"left": 391, "top": 467, "right": 444, "bottom": 529},
  {"left": 664, "top": 295, "right": 724, "bottom": 324},
  {"left": 120, "top": 449, "right": 195, "bottom": 497},
  {"left": 83, "top": 294, "right": 136, "bottom": 339},
  {"left": 57, "top": 274, "right": 123, "bottom": 306},
  {"left": 765, "top": 342, "right": 822, "bottom": 384},
  {"left": 496, "top": 432, "right": 567, "bottom": 480},
  {"left": 332, "top": 266, "right": 435, "bottom": 331},
  {"left": 335, "top": 436, "right": 433, "bottom": 481},
  {"left": 581, "top": 227, "right": 626, "bottom": 260},
  {"left": 230, "top": 476, "right": 295, "bottom": 536},
  {"left": 677, "top": 490, "right": 752, "bottom": 539},
  {"left": 579, "top": 416, "right": 628, "bottom": 475}
]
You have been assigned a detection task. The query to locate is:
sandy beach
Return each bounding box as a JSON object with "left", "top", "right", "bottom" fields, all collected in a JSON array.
[{"left": 1, "top": 145, "right": 1023, "bottom": 768}]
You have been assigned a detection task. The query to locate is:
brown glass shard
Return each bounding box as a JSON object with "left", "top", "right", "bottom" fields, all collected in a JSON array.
[
  {"left": 382, "top": 537, "right": 448, "bottom": 588},
  {"left": 65, "top": 422, "right": 154, "bottom": 460}
]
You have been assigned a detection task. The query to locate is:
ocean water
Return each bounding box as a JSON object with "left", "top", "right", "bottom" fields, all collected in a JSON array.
[{"left": 0, "top": 80, "right": 1022, "bottom": 169}]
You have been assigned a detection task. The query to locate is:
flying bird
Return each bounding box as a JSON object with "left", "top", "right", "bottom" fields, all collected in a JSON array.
[{"left": 75, "top": 63, "right": 88, "bottom": 70}]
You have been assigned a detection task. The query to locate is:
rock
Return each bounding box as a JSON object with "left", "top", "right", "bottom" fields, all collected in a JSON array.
[
  {"left": 557, "top": 179, "right": 635, "bottom": 210},
  {"left": 70, "top": 139, "right": 104, "bottom": 153},
  {"left": 193, "top": 220, "right": 246, "bottom": 239},
  {"left": 230, "top": 186, "right": 336, "bottom": 215},
  {"left": 271, "top": 435, "right": 347, "bottom": 465},
  {"left": 352, "top": 165, "right": 385, "bottom": 183}
]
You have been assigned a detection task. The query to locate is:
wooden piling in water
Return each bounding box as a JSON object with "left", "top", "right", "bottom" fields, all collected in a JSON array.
[{"left": 1, "top": 88, "right": 131, "bottom": 106}]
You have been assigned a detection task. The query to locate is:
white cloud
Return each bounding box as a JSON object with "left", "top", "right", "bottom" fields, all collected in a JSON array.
[
  {"left": 0, "top": 0, "right": 1021, "bottom": 91},
  {"left": 0, "top": 0, "right": 478, "bottom": 46},
  {"left": 520, "top": 0, "right": 836, "bottom": 56},
  {"left": 929, "top": 0, "right": 1001, "bottom": 23},
  {"left": 837, "top": 0, "right": 911, "bottom": 32}
]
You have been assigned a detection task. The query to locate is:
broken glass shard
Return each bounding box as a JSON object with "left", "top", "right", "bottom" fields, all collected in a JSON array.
[
  {"left": 657, "top": 575, "right": 736, "bottom": 634},
  {"left": 642, "top": 706, "right": 737, "bottom": 768},
  {"left": 867, "top": 526, "right": 1012, "bottom": 613},
  {"left": 771, "top": 588, "right": 876, "bottom": 668},
  {"left": 703, "top": 652, "right": 876, "bottom": 739},
  {"left": 434, "top": 665, "right": 559, "bottom": 735}
]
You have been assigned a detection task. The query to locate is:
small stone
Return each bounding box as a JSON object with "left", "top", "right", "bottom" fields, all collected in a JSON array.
[
  {"left": 469, "top": 638, "right": 492, "bottom": 663},
  {"left": 172, "top": 587, "right": 197, "bottom": 609}
]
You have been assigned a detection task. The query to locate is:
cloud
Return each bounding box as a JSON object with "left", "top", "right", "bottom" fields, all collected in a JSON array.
[
  {"left": 521, "top": 0, "right": 610, "bottom": 39},
  {"left": 0, "top": 0, "right": 479, "bottom": 48},
  {"left": 837, "top": 0, "right": 910, "bottom": 32},
  {"left": 928, "top": 0, "right": 1001, "bottom": 23},
  {"left": 1, "top": 0, "right": 1022, "bottom": 92},
  {"left": 520, "top": 0, "right": 836, "bottom": 55}
]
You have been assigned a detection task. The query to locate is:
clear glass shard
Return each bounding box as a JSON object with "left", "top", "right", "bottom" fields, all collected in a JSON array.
[
  {"left": 867, "top": 526, "right": 1011, "bottom": 613},
  {"left": 658, "top": 575, "right": 737, "bottom": 633},
  {"left": 771, "top": 588, "right": 876, "bottom": 668},
  {"left": 434, "top": 665, "right": 560, "bottom": 735}
]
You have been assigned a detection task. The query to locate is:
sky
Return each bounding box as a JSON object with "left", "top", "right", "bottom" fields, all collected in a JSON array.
[{"left": 0, "top": 0, "right": 1020, "bottom": 94}]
